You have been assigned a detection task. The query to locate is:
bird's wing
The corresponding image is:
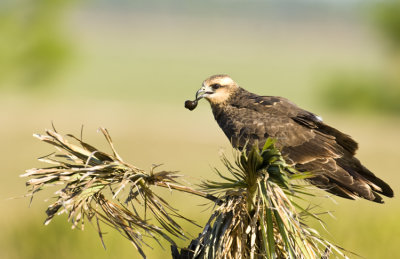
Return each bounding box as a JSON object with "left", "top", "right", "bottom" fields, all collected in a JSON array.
[
  {"left": 231, "top": 94, "right": 348, "bottom": 163},
  {"left": 228, "top": 94, "right": 391, "bottom": 202}
]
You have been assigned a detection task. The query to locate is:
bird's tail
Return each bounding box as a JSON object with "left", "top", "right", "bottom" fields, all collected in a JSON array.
[{"left": 335, "top": 157, "right": 394, "bottom": 203}]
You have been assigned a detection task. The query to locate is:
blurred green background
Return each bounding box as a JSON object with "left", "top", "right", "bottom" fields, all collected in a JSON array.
[{"left": 1, "top": 0, "right": 399, "bottom": 258}]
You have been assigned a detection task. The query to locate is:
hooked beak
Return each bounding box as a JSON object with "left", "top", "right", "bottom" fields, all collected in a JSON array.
[{"left": 195, "top": 85, "right": 213, "bottom": 101}]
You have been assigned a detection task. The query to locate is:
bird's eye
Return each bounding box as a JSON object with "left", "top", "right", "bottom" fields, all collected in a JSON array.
[{"left": 211, "top": 84, "right": 222, "bottom": 90}]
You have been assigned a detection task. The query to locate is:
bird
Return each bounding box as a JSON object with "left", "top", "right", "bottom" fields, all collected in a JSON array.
[{"left": 185, "top": 74, "right": 394, "bottom": 203}]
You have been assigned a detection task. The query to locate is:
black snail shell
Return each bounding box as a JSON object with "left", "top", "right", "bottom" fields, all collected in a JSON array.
[{"left": 185, "top": 100, "right": 198, "bottom": 111}]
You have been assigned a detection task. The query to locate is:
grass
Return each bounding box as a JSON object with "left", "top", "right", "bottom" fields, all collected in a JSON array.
[{"left": 320, "top": 71, "right": 400, "bottom": 115}]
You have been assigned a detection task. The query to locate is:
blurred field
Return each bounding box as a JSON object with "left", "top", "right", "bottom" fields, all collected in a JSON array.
[{"left": 1, "top": 2, "right": 399, "bottom": 259}]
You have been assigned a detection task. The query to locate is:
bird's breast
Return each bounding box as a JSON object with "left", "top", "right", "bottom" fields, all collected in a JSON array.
[{"left": 212, "top": 105, "right": 270, "bottom": 149}]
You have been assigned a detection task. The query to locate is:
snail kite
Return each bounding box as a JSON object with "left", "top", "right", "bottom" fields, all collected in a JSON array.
[{"left": 185, "top": 74, "right": 394, "bottom": 203}]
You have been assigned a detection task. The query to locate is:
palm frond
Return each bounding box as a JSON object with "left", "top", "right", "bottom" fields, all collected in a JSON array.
[
  {"left": 191, "top": 139, "right": 350, "bottom": 259},
  {"left": 21, "top": 128, "right": 212, "bottom": 258}
]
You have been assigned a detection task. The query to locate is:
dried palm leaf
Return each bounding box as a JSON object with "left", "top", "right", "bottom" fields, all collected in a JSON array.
[{"left": 22, "top": 127, "right": 212, "bottom": 258}]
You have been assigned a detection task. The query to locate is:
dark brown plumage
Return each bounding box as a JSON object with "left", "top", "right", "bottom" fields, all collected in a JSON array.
[{"left": 190, "top": 74, "right": 394, "bottom": 203}]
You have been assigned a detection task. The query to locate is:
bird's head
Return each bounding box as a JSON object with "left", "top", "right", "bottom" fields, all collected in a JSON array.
[{"left": 196, "top": 75, "right": 239, "bottom": 105}]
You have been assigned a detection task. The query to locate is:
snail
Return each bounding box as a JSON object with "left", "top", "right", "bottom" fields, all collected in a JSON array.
[{"left": 184, "top": 100, "right": 198, "bottom": 111}]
